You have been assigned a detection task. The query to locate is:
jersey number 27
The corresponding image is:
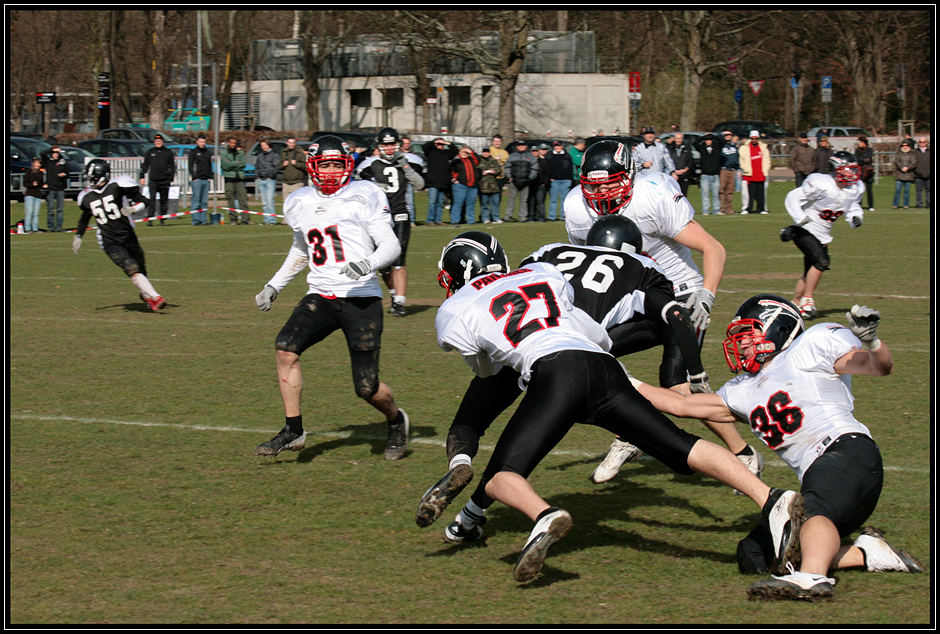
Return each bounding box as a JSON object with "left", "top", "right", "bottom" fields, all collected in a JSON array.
[{"left": 489, "top": 282, "right": 561, "bottom": 347}]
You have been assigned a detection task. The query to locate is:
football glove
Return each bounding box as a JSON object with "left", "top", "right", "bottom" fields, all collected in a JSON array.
[
  {"left": 71, "top": 236, "right": 82, "bottom": 255},
  {"left": 846, "top": 304, "right": 881, "bottom": 350},
  {"left": 685, "top": 288, "right": 715, "bottom": 331},
  {"left": 849, "top": 215, "right": 863, "bottom": 228},
  {"left": 393, "top": 153, "right": 410, "bottom": 170},
  {"left": 689, "top": 372, "right": 713, "bottom": 394},
  {"left": 780, "top": 225, "right": 799, "bottom": 242},
  {"left": 255, "top": 285, "right": 278, "bottom": 312},
  {"left": 340, "top": 259, "right": 372, "bottom": 280},
  {"left": 121, "top": 203, "right": 144, "bottom": 217}
]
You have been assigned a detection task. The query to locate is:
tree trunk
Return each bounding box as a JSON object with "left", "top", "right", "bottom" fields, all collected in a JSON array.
[{"left": 497, "top": 74, "right": 518, "bottom": 138}]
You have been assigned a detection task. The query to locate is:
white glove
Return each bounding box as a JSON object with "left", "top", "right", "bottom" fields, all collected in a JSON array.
[
  {"left": 255, "top": 285, "right": 277, "bottom": 312},
  {"left": 689, "top": 372, "right": 713, "bottom": 394},
  {"left": 121, "top": 203, "right": 142, "bottom": 217},
  {"left": 72, "top": 236, "right": 82, "bottom": 255},
  {"left": 686, "top": 288, "right": 715, "bottom": 331},
  {"left": 340, "top": 260, "right": 372, "bottom": 280},
  {"left": 846, "top": 304, "right": 881, "bottom": 350}
]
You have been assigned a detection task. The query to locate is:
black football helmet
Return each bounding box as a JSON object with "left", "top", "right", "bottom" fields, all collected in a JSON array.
[
  {"left": 723, "top": 294, "right": 804, "bottom": 374},
  {"left": 437, "top": 231, "right": 509, "bottom": 297},
  {"left": 585, "top": 214, "right": 644, "bottom": 255},
  {"left": 580, "top": 140, "right": 636, "bottom": 215},
  {"left": 375, "top": 127, "right": 402, "bottom": 158},
  {"left": 306, "top": 135, "right": 355, "bottom": 194},
  {"left": 85, "top": 159, "right": 110, "bottom": 189},
  {"left": 829, "top": 150, "right": 861, "bottom": 185}
]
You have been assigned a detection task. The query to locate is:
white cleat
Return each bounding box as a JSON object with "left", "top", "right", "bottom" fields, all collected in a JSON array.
[
  {"left": 591, "top": 438, "right": 643, "bottom": 483},
  {"left": 853, "top": 526, "right": 924, "bottom": 573},
  {"left": 733, "top": 445, "right": 765, "bottom": 495},
  {"left": 513, "top": 508, "right": 573, "bottom": 582}
]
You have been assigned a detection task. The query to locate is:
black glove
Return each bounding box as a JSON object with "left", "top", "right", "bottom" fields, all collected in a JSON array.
[{"left": 780, "top": 225, "right": 799, "bottom": 242}]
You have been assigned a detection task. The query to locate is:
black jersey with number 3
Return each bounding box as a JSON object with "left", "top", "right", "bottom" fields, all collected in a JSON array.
[
  {"left": 76, "top": 176, "right": 149, "bottom": 245},
  {"left": 357, "top": 156, "right": 423, "bottom": 219},
  {"left": 521, "top": 243, "right": 675, "bottom": 328}
]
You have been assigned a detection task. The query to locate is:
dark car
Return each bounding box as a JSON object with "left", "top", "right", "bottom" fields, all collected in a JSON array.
[
  {"left": 243, "top": 140, "right": 313, "bottom": 184},
  {"left": 78, "top": 139, "right": 151, "bottom": 158},
  {"left": 584, "top": 135, "right": 644, "bottom": 153},
  {"left": 10, "top": 136, "right": 84, "bottom": 198},
  {"left": 310, "top": 131, "right": 373, "bottom": 153},
  {"left": 99, "top": 127, "right": 177, "bottom": 144},
  {"left": 711, "top": 120, "right": 791, "bottom": 139}
]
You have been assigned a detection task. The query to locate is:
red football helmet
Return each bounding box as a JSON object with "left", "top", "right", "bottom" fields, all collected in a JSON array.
[
  {"left": 580, "top": 140, "right": 636, "bottom": 215},
  {"left": 306, "top": 135, "right": 355, "bottom": 194}
]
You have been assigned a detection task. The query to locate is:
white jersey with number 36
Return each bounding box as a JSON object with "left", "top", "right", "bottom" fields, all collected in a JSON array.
[
  {"left": 435, "top": 262, "right": 612, "bottom": 382},
  {"left": 716, "top": 323, "right": 871, "bottom": 481}
]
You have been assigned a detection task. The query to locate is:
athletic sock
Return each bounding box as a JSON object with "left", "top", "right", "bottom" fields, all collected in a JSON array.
[
  {"left": 286, "top": 415, "right": 303, "bottom": 435},
  {"left": 449, "top": 453, "right": 472, "bottom": 471},
  {"left": 130, "top": 273, "right": 159, "bottom": 299},
  {"left": 736, "top": 445, "right": 755, "bottom": 457},
  {"left": 457, "top": 499, "right": 486, "bottom": 528},
  {"left": 393, "top": 295, "right": 406, "bottom": 305},
  {"left": 389, "top": 409, "right": 405, "bottom": 427}
]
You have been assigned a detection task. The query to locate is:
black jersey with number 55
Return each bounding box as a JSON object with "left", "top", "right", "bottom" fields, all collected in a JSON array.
[
  {"left": 520, "top": 243, "right": 675, "bottom": 329},
  {"left": 76, "top": 176, "right": 149, "bottom": 245}
]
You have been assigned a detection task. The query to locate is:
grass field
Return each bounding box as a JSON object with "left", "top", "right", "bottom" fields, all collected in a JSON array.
[{"left": 8, "top": 181, "right": 932, "bottom": 625}]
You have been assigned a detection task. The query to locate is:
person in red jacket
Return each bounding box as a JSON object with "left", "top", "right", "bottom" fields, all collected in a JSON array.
[
  {"left": 740, "top": 131, "right": 770, "bottom": 214},
  {"left": 449, "top": 145, "right": 481, "bottom": 225}
]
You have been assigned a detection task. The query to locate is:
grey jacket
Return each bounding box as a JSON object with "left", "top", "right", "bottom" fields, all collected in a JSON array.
[{"left": 256, "top": 149, "right": 281, "bottom": 179}]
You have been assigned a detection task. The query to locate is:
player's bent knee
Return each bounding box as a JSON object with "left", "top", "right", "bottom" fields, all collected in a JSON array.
[
  {"left": 813, "top": 259, "right": 830, "bottom": 271},
  {"left": 355, "top": 374, "right": 380, "bottom": 400}
]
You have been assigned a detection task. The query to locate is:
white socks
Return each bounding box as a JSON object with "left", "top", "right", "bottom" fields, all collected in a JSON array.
[{"left": 131, "top": 273, "right": 159, "bottom": 299}]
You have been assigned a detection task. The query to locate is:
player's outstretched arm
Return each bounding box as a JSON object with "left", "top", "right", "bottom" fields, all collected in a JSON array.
[
  {"left": 834, "top": 305, "right": 894, "bottom": 376},
  {"left": 633, "top": 378, "right": 735, "bottom": 423}
]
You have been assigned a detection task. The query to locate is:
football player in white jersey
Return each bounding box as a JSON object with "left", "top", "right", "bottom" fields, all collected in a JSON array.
[
  {"left": 355, "top": 127, "right": 425, "bottom": 317},
  {"left": 429, "top": 232, "right": 804, "bottom": 583},
  {"left": 252, "top": 135, "right": 410, "bottom": 461},
  {"left": 780, "top": 151, "right": 865, "bottom": 318},
  {"left": 564, "top": 140, "right": 750, "bottom": 483},
  {"left": 72, "top": 159, "right": 167, "bottom": 311},
  {"left": 632, "top": 295, "right": 923, "bottom": 600}
]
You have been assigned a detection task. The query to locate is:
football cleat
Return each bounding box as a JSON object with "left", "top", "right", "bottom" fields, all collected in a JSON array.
[
  {"left": 513, "top": 507, "right": 573, "bottom": 582},
  {"left": 389, "top": 301, "right": 406, "bottom": 318},
  {"left": 733, "top": 446, "right": 765, "bottom": 496},
  {"left": 415, "top": 464, "right": 474, "bottom": 528},
  {"left": 798, "top": 297, "right": 817, "bottom": 318},
  {"left": 255, "top": 425, "right": 306, "bottom": 456},
  {"left": 747, "top": 562, "right": 835, "bottom": 601},
  {"left": 146, "top": 295, "right": 167, "bottom": 312},
  {"left": 384, "top": 409, "right": 409, "bottom": 460},
  {"left": 591, "top": 438, "right": 643, "bottom": 483},
  {"left": 853, "top": 526, "right": 924, "bottom": 573},
  {"left": 764, "top": 488, "right": 805, "bottom": 575},
  {"left": 443, "top": 516, "right": 486, "bottom": 544}
]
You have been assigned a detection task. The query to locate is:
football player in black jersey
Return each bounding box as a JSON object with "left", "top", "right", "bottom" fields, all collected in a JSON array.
[
  {"left": 355, "top": 127, "right": 425, "bottom": 317},
  {"left": 416, "top": 216, "right": 720, "bottom": 535},
  {"left": 72, "top": 159, "right": 167, "bottom": 311}
]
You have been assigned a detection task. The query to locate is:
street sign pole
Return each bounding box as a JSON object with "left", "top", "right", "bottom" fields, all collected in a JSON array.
[{"left": 821, "top": 76, "right": 832, "bottom": 127}]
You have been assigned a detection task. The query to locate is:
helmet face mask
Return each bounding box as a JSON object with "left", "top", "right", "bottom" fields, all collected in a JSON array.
[
  {"left": 829, "top": 150, "right": 861, "bottom": 185},
  {"left": 723, "top": 295, "right": 804, "bottom": 373},
  {"left": 86, "top": 159, "right": 110, "bottom": 189},
  {"left": 580, "top": 140, "right": 636, "bottom": 215},
  {"left": 437, "top": 231, "right": 509, "bottom": 297},
  {"left": 307, "top": 136, "right": 355, "bottom": 195},
  {"left": 376, "top": 127, "right": 401, "bottom": 159}
]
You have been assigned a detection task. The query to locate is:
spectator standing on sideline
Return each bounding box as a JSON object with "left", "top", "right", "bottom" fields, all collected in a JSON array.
[
  {"left": 854, "top": 136, "right": 876, "bottom": 212},
  {"left": 789, "top": 132, "right": 816, "bottom": 188},
  {"left": 401, "top": 136, "right": 418, "bottom": 225},
  {"left": 718, "top": 130, "right": 739, "bottom": 215},
  {"left": 913, "top": 137, "right": 930, "bottom": 209},
  {"left": 632, "top": 126, "right": 677, "bottom": 178},
  {"left": 255, "top": 139, "right": 281, "bottom": 225},
  {"left": 477, "top": 147, "right": 503, "bottom": 224},
  {"left": 489, "top": 134, "right": 510, "bottom": 216},
  {"left": 527, "top": 144, "right": 551, "bottom": 222},
  {"left": 668, "top": 132, "right": 694, "bottom": 196},
  {"left": 892, "top": 139, "right": 916, "bottom": 209},
  {"left": 697, "top": 134, "right": 721, "bottom": 215},
  {"left": 188, "top": 134, "right": 213, "bottom": 225},
  {"left": 41, "top": 145, "right": 68, "bottom": 232},
  {"left": 222, "top": 137, "right": 250, "bottom": 225},
  {"left": 23, "top": 157, "right": 44, "bottom": 233},
  {"left": 813, "top": 136, "right": 833, "bottom": 174},
  {"left": 569, "top": 137, "right": 586, "bottom": 188},
  {"left": 547, "top": 141, "right": 573, "bottom": 220},
  {"left": 503, "top": 140, "right": 538, "bottom": 222},
  {"left": 815, "top": 127, "right": 830, "bottom": 143},
  {"left": 280, "top": 137, "right": 308, "bottom": 201},
  {"left": 740, "top": 131, "right": 770, "bottom": 215},
  {"left": 422, "top": 137, "right": 458, "bottom": 226},
  {"left": 252, "top": 135, "right": 409, "bottom": 462},
  {"left": 139, "top": 133, "right": 176, "bottom": 226},
  {"left": 450, "top": 145, "right": 480, "bottom": 225}
]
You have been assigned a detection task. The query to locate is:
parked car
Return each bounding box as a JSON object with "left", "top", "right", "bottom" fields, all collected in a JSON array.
[
  {"left": 806, "top": 126, "right": 874, "bottom": 139},
  {"left": 10, "top": 131, "right": 51, "bottom": 142},
  {"left": 244, "top": 139, "right": 313, "bottom": 183},
  {"left": 164, "top": 143, "right": 222, "bottom": 158},
  {"left": 10, "top": 136, "right": 84, "bottom": 198},
  {"left": 57, "top": 145, "right": 98, "bottom": 168},
  {"left": 78, "top": 139, "right": 151, "bottom": 158},
  {"left": 711, "top": 120, "right": 791, "bottom": 139},
  {"left": 98, "top": 127, "right": 177, "bottom": 144},
  {"left": 310, "top": 131, "right": 373, "bottom": 153},
  {"left": 225, "top": 124, "right": 276, "bottom": 132}
]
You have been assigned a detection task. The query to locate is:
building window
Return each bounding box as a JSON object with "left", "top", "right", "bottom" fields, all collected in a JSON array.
[
  {"left": 382, "top": 88, "right": 404, "bottom": 108},
  {"left": 349, "top": 89, "right": 372, "bottom": 108},
  {"left": 447, "top": 86, "right": 471, "bottom": 106}
]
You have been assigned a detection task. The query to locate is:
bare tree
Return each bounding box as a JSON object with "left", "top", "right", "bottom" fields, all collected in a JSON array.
[{"left": 298, "top": 10, "right": 350, "bottom": 131}]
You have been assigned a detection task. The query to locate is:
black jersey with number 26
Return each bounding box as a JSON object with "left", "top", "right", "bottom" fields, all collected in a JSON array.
[
  {"left": 521, "top": 243, "right": 675, "bottom": 329},
  {"left": 76, "top": 176, "right": 149, "bottom": 245}
]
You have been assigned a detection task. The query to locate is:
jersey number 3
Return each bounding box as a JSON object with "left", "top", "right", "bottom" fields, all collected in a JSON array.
[
  {"left": 749, "top": 390, "right": 804, "bottom": 448},
  {"left": 307, "top": 225, "right": 346, "bottom": 266},
  {"left": 489, "top": 282, "right": 561, "bottom": 347}
]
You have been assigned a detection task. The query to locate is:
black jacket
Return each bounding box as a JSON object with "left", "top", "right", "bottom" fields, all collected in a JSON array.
[
  {"left": 422, "top": 141, "right": 459, "bottom": 189},
  {"left": 40, "top": 151, "right": 68, "bottom": 190},
  {"left": 668, "top": 142, "right": 694, "bottom": 180},
  {"left": 140, "top": 146, "right": 177, "bottom": 183},
  {"left": 696, "top": 142, "right": 722, "bottom": 175},
  {"left": 188, "top": 145, "right": 214, "bottom": 180}
]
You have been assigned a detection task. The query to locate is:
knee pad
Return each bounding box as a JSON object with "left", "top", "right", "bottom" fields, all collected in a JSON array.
[{"left": 813, "top": 258, "right": 830, "bottom": 272}]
